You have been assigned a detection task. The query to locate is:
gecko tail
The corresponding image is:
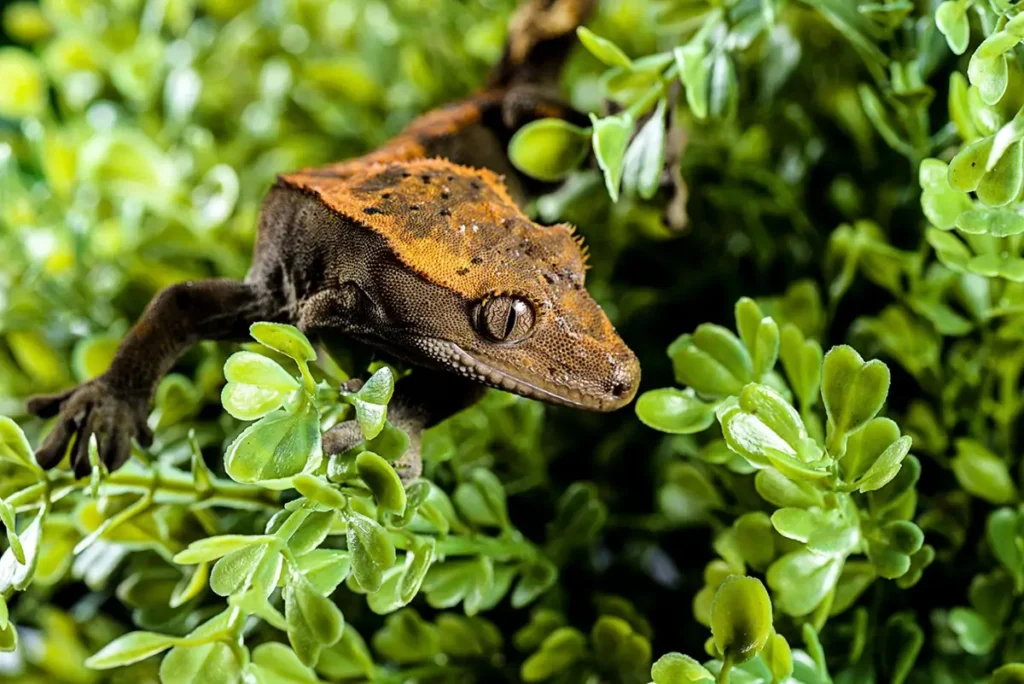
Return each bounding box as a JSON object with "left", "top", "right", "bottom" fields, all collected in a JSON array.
[{"left": 488, "top": 0, "right": 596, "bottom": 89}]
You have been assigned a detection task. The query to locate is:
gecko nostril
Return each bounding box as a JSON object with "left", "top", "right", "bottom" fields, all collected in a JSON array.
[{"left": 610, "top": 381, "right": 628, "bottom": 398}]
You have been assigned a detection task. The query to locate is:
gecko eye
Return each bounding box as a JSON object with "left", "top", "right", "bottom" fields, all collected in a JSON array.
[{"left": 474, "top": 295, "right": 535, "bottom": 343}]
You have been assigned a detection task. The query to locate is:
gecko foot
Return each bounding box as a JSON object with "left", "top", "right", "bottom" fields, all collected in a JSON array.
[
  {"left": 26, "top": 377, "right": 153, "bottom": 477},
  {"left": 323, "top": 419, "right": 423, "bottom": 486}
]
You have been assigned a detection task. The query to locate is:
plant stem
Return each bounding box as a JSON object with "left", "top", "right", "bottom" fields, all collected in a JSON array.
[{"left": 717, "top": 654, "right": 733, "bottom": 684}]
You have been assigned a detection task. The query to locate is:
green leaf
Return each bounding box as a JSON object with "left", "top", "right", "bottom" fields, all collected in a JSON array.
[
  {"left": 511, "top": 557, "right": 558, "bottom": 608},
  {"left": 651, "top": 652, "right": 715, "bottom": 683},
  {"left": 622, "top": 98, "right": 666, "bottom": 200},
  {"left": 0, "top": 512, "right": 41, "bottom": 592},
  {"left": 669, "top": 325, "right": 752, "bottom": 398},
  {"left": 948, "top": 607, "right": 998, "bottom": 655},
  {"left": 767, "top": 549, "right": 842, "bottom": 617},
  {"left": 356, "top": 451, "right": 406, "bottom": 513},
  {"left": 246, "top": 643, "right": 319, "bottom": 683},
  {"left": 508, "top": 118, "right": 590, "bottom": 182},
  {"left": 173, "top": 534, "right": 269, "bottom": 565},
  {"left": 85, "top": 631, "right": 181, "bottom": 669},
  {"left": 576, "top": 27, "right": 632, "bottom": 69},
  {"left": 635, "top": 388, "right": 717, "bottom": 434},
  {"left": 948, "top": 136, "right": 994, "bottom": 193},
  {"left": 882, "top": 613, "right": 924, "bottom": 684},
  {"left": 755, "top": 469, "right": 825, "bottom": 509},
  {"left": 854, "top": 434, "right": 913, "bottom": 493},
  {"left": 733, "top": 512, "right": 776, "bottom": 572},
  {"left": 866, "top": 521, "right": 924, "bottom": 579},
  {"left": 711, "top": 575, "right": 773, "bottom": 665},
  {"left": 521, "top": 627, "right": 587, "bottom": 682},
  {"left": 0, "top": 416, "right": 40, "bottom": 472},
  {"left": 363, "top": 421, "right": 410, "bottom": 462},
  {"left": 352, "top": 367, "right": 394, "bottom": 440},
  {"left": 589, "top": 112, "right": 634, "bottom": 202},
  {"left": 762, "top": 632, "right": 793, "bottom": 682},
  {"left": 0, "top": 47, "right": 47, "bottom": 119},
  {"left": 287, "top": 510, "right": 336, "bottom": 556},
  {"left": 160, "top": 641, "right": 240, "bottom": 684},
  {"left": 920, "top": 159, "right": 972, "bottom": 230},
  {"left": 935, "top": 1, "right": 969, "bottom": 55},
  {"left": 987, "top": 508, "right": 1024, "bottom": 591},
  {"left": 708, "top": 53, "right": 738, "bottom": 119},
  {"left": 951, "top": 439, "right": 1017, "bottom": 504},
  {"left": 398, "top": 537, "right": 436, "bottom": 605},
  {"left": 224, "top": 351, "right": 298, "bottom": 390},
  {"left": 956, "top": 208, "right": 1024, "bottom": 236},
  {"left": 717, "top": 384, "right": 822, "bottom": 477},
  {"left": 735, "top": 298, "right": 780, "bottom": 379},
  {"left": 926, "top": 229, "right": 972, "bottom": 272},
  {"left": 210, "top": 540, "right": 281, "bottom": 597},
  {"left": 978, "top": 140, "right": 1024, "bottom": 207},
  {"left": 297, "top": 549, "right": 351, "bottom": 596},
  {"left": 0, "top": 499, "right": 23, "bottom": 565},
  {"left": 968, "top": 52, "right": 1008, "bottom": 106},
  {"left": 371, "top": 609, "right": 441, "bottom": 664},
  {"left": 676, "top": 44, "right": 709, "bottom": 119},
  {"left": 250, "top": 322, "right": 316, "bottom": 364},
  {"left": 285, "top": 573, "right": 345, "bottom": 665},
  {"left": 222, "top": 351, "right": 299, "bottom": 420},
  {"left": 820, "top": 345, "right": 890, "bottom": 456},
  {"left": 771, "top": 508, "right": 817, "bottom": 542},
  {"left": 0, "top": 621, "right": 15, "bottom": 653},
  {"left": 224, "top": 399, "right": 322, "bottom": 488},
  {"left": 346, "top": 512, "right": 396, "bottom": 592},
  {"left": 992, "top": 664, "right": 1024, "bottom": 684},
  {"left": 453, "top": 468, "right": 510, "bottom": 529},
  {"left": 221, "top": 382, "right": 288, "bottom": 421},
  {"left": 293, "top": 474, "right": 347, "bottom": 509}
]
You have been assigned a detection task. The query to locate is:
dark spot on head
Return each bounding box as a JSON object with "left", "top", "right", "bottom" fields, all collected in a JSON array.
[
  {"left": 456, "top": 267, "right": 469, "bottom": 275},
  {"left": 410, "top": 205, "right": 420, "bottom": 211},
  {"left": 440, "top": 208, "right": 451, "bottom": 217},
  {"left": 548, "top": 367, "right": 558, "bottom": 377},
  {"left": 447, "top": 175, "right": 454, "bottom": 181},
  {"left": 421, "top": 174, "right": 431, "bottom": 184},
  {"left": 611, "top": 381, "right": 628, "bottom": 398},
  {"left": 470, "top": 181, "right": 481, "bottom": 191},
  {"left": 441, "top": 190, "right": 450, "bottom": 200},
  {"left": 544, "top": 273, "right": 557, "bottom": 284},
  {"left": 401, "top": 171, "right": 411, "bottom": 178},
  {"left": 363, "top": 207, "right": 382, "bottom": 215},
  {"left": 355, "top": 166, "right": 407, "bottom": 193},
  {"left": 381, "top": 192, "right": 391, "bottom": 199},
  {"left": 471, "top": 256, "right": 483, "bottom": 264}
]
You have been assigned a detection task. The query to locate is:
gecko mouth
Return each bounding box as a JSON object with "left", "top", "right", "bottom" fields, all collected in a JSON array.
[
  {"left": 422, "top": 339, "right": 630, "bottom": 412},
  {"left": 351, "top": 331, "right": 635, "bottom": 412}
]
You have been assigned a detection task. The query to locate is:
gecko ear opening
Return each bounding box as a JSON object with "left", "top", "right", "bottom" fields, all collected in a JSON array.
[{"left": 473, "top": 295, "right": 536, "bottom": 343}]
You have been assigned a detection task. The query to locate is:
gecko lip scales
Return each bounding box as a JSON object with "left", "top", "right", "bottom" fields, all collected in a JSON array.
[{"left": 440, "top": 340, "right": 627, "bottom": 412}]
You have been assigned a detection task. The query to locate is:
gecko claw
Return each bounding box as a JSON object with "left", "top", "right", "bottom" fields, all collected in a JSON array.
[{"left": 27, "top": 377, "right": 150, "bottom": 475}]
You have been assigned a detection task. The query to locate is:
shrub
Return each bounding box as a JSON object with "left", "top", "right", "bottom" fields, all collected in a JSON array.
[{"left": 2, "top": 0, "right": 1024, "bottom": 682}]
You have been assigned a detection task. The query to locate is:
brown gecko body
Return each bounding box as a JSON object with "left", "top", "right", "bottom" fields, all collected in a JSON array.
[{"left": 27, "top": 0, "right": 640, "bottom": 480}]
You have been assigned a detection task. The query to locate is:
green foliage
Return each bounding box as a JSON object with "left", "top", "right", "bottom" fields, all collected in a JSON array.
[{"left": 4, "top": 0, "right": 1024, "bottom": 682}]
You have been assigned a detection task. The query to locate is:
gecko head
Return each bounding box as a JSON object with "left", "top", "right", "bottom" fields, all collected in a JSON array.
[
  {"left": 439, "top": 280, "right": 642, "bottom": 411},
  {"left": 285, "top": 159, "right": 640, "bottom": 411}
]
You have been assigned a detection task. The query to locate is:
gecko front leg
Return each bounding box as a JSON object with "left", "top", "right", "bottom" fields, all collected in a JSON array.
[
  {"left": 28, "top": 279, "right": 287, "bottom": 476},
  {"left": 323, "top": 370, "right": 485, "bottom": 483}
]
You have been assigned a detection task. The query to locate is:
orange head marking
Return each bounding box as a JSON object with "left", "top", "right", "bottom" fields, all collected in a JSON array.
[{"left": 282, "top": 158, "right": 639, "bottom": 410}]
